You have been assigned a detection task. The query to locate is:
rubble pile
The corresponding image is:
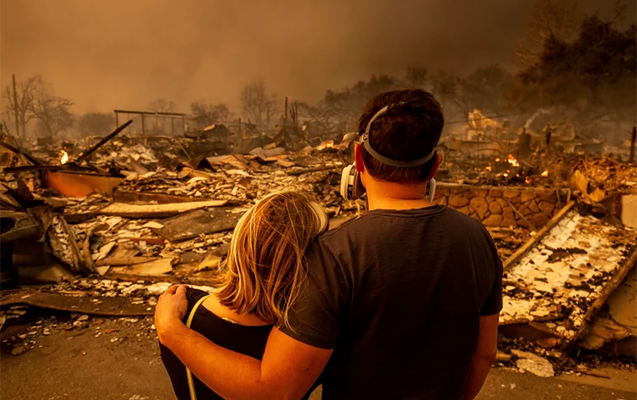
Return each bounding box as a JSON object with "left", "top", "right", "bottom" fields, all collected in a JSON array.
[
  {"left": 0, "top": 140, "right": 362, "bottom": 282},
  {"left": 486, "top": 227, "right": 531, "bottom": 260},
  {"left": 116, "top": 166, "right": 339, "bottom": 205},
  {"left": 441, "top": 155, "right": 548, "bottom": 187},
  {"left": 571, "top": 158, "right": 637, "bottom": 200},
  {"left": 500, "top": 209, "right": 636, "bottom": 345},
  {"left": 93, "top": 143, "right": 159, "bottom": 169},
  {"left": 2, "top": 122, "right": 636, "bottom": 379}
]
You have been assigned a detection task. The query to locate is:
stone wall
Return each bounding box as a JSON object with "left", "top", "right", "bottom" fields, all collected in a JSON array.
[{"left": 434, "top": 184, "right": 567, "bottom": 229}]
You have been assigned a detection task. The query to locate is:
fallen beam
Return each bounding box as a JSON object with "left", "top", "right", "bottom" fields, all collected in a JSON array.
[
  {"left": 95, "top": 256, "right": 159, "bottom": 267},
  {"left": 499, "top": 208, "right": 637, "bottom": 347},
  {"left": 2, "top": 164, "right": 96, "bottom": 174},
  {"left": 571, "top": 249, "right": 637, "bottom": 350},
  {"left": 503, "top": 201, "right": 575, "bottom": 271},
  {"left": 112, "top": 189, "right": 215, "bottom": 204},
  {"left": 155, "top": 208, "right": 242, "bottom": 243},
  {"left": 108, "top": 257, "right": 175, "bottom": 276},
  {"left": 0, "top": 289, "right": 153, "bottom": 316},
  {"left": 286, "top": 165, "right": 338, "bottom": 176},
  {"left": 0, "top": 140, "right": 43, "bottom": 166},
  {"left": 103, "top": 271, "right": 217, "bottom": 286},
  {"left": 98, "top": 199, "right": 228, "bottom": 219}
]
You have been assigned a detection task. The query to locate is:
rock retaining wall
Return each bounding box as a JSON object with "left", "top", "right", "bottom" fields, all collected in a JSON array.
[{"left": 434, "top": 184, "right": 568, "bottom": 229}]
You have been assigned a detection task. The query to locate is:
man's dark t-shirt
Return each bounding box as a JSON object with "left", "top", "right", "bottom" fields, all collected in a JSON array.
[{"left": 280, "top": 205, "right": 503, "bottom": 400}]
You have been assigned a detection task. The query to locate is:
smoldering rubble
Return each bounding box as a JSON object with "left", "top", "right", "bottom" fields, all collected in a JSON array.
[{"left": 0, "top": 118, "right": 636, "bottom": 378}]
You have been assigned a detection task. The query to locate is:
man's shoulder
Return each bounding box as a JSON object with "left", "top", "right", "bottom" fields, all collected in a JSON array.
[
  {"left": 442, "top": 206, "right": 489, "bottom": 228},
  {"left": 320, "top": 214, "right": 371, "bottom": 240},
  {"left": 321, "top": 206, "right": 485, "bottom": 236}
]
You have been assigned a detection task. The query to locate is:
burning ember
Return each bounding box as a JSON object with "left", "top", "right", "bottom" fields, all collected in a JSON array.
[
  {"left": 541, "top": 170, "right": 549, "bottom": 177},
  {"left": 60, "top": 150, "right": 69, "bottom": 164},
  {"left": 315, "top": 140, "right": 335, "bottom": 150},
  {"left": 507, "top": 155, "right": 520, "bottom": 168}
]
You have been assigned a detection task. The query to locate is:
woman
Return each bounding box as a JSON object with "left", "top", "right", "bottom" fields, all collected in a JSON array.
[{"left": 159, "top": 191, "right": 328, "bottom": 400}]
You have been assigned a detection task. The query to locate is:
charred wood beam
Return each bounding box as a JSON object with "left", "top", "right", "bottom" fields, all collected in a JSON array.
[
  {"left": 286, "top": 165, "right": 338, "bottom": 176},
  {"left": 114, "top": 109, "right": 185, "bottom": 117},
  {"left": 74, "top": 120, "right": 133, "bottom": 164},
  {"left": 2, "top": 164, "right": 97, "bottom": 174},
  {"left": 0, "top": 289, "right": 154, "bottom": 317},
  {"left": 503, "top": 201, "right": 575, "bottom": 271},
  {"left": 0, "top": 140, "right": 43, "bottom": 166},
  {"left": 504, "top": 198, "right": 536, "bottom": 231},
  {"left": 570, "top": 249, "right": 637, "bottom": 352}
]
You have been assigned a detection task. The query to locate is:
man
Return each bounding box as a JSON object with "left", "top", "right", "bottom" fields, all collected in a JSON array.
[{"left": 155, "top": 89, "right": 502, "bottom": 400}]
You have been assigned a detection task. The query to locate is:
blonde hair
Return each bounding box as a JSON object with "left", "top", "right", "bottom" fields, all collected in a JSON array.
[{"left": 214, "top": 191, "right": 328, "bottom": 330}]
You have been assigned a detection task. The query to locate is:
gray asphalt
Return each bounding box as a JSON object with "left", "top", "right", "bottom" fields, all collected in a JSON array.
[{"left": 1, "top": 315, "right": 634, "bottom": 400}]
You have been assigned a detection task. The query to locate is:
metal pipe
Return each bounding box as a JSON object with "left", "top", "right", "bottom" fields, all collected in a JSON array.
[
  {"left": 113, "top": 109, "right": 185, "bottom": 117},
  {"left": 12, "top": 75, "right": 20, "bottom": 139},
  {"left": 630, "top": 126, "right": 636, "bottom": 164}
]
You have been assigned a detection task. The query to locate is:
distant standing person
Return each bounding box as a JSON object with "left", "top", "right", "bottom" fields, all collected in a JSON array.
[{"left": 155, "top": 89, "right": 503, "bottom": 400}]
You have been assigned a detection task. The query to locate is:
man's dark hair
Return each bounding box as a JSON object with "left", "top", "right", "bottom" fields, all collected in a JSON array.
[{"left": 358, "top": 89, "right": 444, "bottom": 184}]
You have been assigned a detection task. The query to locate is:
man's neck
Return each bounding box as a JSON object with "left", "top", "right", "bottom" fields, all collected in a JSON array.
[
  {"left": 364, "top": 180, "right": 436, "bottom": 211},
  {"left": 367, "top": 195, "right": 434, "bottom": 211}
]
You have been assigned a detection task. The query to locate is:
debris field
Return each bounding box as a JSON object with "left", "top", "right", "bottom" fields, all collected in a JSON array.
[{"left": 1, "top": 120, "right": 636, "bottom": 380}]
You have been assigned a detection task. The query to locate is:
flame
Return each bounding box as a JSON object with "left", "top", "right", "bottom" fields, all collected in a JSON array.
[
  {"left": 503, "top": 172, "right": 509, "bottom": 177},
  {"left": 541, "top": 170, "right": 549, "bottom": 177},
  {"left": 495, "top": 158, "right": 501, "bottom": 162},
  {"left": 525, "top": 176, "right": 532, "bottom": 184},
  {"left": 60, "top": 150, "right": 69, "bottom": 164},
  {"left": 316, "top": 140, "right": 335, "bottom": 150},
  {"left": 485, "top": 166, "right": 492, "bottom": 171},
  {"left": 507, "top": 155, "right": 520, "bottom": 167}
]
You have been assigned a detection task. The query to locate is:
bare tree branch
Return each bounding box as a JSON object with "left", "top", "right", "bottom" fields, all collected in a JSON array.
[
  {"left": 148, "top": 98, "right": 176, "bottom": 113},
  {"left": 3, "top": 75, "right": 41, "bottom": 139},
  {"left": 28, "top": 79, "right": 74, "bottom": 137},
  {"left": 240, "top": 80, "right": 278, "bottom": 131},
  {"left": 514, "top": 0, "right": 581, "bottom": 68}
]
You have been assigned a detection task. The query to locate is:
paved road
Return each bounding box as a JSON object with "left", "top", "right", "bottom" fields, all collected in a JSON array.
[{"left": 1, "top": 315, "right": 634, "bottom": 400}]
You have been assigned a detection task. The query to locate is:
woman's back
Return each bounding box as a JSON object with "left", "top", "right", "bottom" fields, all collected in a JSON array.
[
  {"left": 159, "top": 192, "right": 328, "bottom": 399},
  {"left": 160, "top": 288, "right": 272, "bottom": 400}
]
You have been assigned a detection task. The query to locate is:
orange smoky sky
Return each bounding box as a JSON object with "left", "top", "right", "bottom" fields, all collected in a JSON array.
[{"left": 1, "top": 0, "right": 632, "bottom": 115}]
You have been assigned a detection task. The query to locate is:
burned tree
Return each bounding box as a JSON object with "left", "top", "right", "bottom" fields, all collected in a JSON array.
[
  {"left": 147, "top": 98, "right": 178, "bottom": 134},
  {"left": 405, "top": 66, "right": 428, "bottom": 89},
  {"left": 190, "top": 101, "right": 230, "bottom": 128},
  {"left": 513, "top": 0, "right": 581, "bottom": 69},
  {"left": 28, "top": 79, "right": 74, "bottom": 139},
  {"left": 514, "top": 14, "right": 636, "bottom": 123},
  {"left": 431, "top": 71, "right": 458, "bottom": 116},
  {"left": 240, "top": 80, "right": 278, "bottom": 131},
  {"left": 148, "top": 98, "right": 176, "bottom": 113},
  {"left": 3, "top": 75, "right": 40, "bottom": 139},
  {"left": 454, "top": 65, "right": 513, "bottom": 119}
]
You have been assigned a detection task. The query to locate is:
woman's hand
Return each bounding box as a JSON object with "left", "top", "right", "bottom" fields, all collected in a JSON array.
[{"left": 154, "top": 285, "right": 189, "bottom": 344}]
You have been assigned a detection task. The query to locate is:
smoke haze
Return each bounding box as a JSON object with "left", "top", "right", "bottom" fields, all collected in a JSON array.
[{"left": 1, "top": 0, "right": 633, "bottom": 114}]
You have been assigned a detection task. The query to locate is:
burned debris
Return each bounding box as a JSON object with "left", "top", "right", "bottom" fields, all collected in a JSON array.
[{"left": 1, "top": 103, "right": 636, "bottom": 380}]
